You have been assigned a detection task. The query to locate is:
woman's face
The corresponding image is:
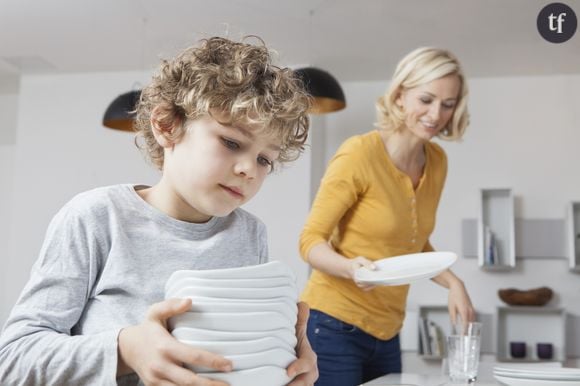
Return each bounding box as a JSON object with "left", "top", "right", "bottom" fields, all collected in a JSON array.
[{"left": 396, "top": 74, "right": 461, "bottom": 141}]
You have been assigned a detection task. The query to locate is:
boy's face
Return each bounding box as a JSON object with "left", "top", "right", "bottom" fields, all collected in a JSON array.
[{"left": 161, "top": 112, "right": 281, "bottom": 222}]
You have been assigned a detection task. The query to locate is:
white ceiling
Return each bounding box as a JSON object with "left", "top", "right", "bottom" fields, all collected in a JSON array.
[{"left": 1, "top": 0, "right": 579, "bottom": 92}]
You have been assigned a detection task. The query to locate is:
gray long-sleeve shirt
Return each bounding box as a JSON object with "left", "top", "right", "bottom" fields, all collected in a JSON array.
[{"left": 0, "top": 184, "right": 268, "bottom": 385}]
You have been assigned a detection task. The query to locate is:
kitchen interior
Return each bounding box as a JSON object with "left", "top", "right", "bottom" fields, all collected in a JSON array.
[{"left": 1, "top": 0, "right": 579, "bottom": 384}]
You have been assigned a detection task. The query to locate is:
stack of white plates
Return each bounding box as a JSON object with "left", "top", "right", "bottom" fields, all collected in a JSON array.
[
  {"left": 493, "top": 365, "right": 580, "bottom": 386},
  {"left": 166, "top": 261, "right": 299, "bottom": 386}
]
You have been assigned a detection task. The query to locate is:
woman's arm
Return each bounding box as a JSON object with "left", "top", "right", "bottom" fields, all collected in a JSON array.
[
  {"left": 307, "top": 242, "right": 375, "bottom": 280},
  {"left": 300, "top": 139, "right": 370, "bottom": 278},
  {"left": 431, "top": 269, "right": 476, "bottom": 324},
  {"left": 307, "top": 242, "right": 376, "bottom": 291}
]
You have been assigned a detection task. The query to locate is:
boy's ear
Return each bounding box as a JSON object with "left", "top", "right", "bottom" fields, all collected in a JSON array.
[{"left": 150, "top": 106, "right": 177, "bottom": 148}]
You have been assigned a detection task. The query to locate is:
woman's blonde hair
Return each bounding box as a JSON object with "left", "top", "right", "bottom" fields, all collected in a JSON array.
[
  {"left": 135, "top": 36, "right": 311, "bottom": 169},
  {"left": 375, "top": 47, "right": 469, "bottom": 141}
]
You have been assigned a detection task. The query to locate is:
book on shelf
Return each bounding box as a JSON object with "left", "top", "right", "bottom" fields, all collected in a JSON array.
[
  {"left": 418, "top": 317, "right": 430, "bottom": 355},
  {"left": 428, "top": 320, "right": 445, "bottom": 357},
  {"left": 418, "top": 317, "right": 445, "bottom": 358},
  {"left": 484, "top": 225, "right": 499, "bottom": 266}
]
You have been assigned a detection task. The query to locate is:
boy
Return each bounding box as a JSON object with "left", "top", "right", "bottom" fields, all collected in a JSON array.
[{"left": 0, "top": 36, "right": 317, "bottom": 386}]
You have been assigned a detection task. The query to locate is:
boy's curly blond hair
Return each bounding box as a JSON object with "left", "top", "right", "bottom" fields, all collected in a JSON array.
[{"left": 135, "top": 36, "right": 311, "bottom": 169}]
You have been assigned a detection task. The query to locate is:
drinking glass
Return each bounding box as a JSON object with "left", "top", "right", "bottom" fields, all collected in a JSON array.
[
  {"left": 452, "top": 320, "right": 482, "bottom": 337},
  {"left": 446, "top": 334, "right": 481, "bottom": 384}
]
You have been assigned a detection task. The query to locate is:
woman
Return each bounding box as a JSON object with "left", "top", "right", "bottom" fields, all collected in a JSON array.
[{"left": 299, "top": 47, "right": 475, "bottom": 386}]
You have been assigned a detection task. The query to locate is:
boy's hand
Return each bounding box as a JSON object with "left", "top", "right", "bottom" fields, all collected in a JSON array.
[
  {"left": 286, "top": 302, "right": 318, "bottom": 386},
  {"left": 117, "top": 298, "right": 232, "bottom": 386}
]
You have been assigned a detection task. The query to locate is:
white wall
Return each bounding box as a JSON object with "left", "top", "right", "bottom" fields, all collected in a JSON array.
[
  {"left": 325, "top": 75, "right": 580, "bottom": 369},
  {"left": 0, "top": 145, "right": 15, "bottom": 324},
  {"left": 0, "top": 91, "right": 18, "bottom": 323},
  {"left": 0, "top": 93, "right": 18, "bottom": 145}
]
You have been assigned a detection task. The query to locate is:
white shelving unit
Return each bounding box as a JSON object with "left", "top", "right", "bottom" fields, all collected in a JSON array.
[
  {"left": 566, "top": 201, "right": 580, "bottom": 271},
  {"left": 496, "top": 307, "right": 566, "bottom": 362},
  {"left": 478, "top": 188, "right": 516, "bottom": 270}
]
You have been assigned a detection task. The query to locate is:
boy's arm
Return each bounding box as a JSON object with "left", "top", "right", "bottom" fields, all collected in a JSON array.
[
  {"left": 0, "top": 205, "right": 121, "bottom": 385},
  {"left": 286, "top": 302, "right": 318, "bottom": 385}
]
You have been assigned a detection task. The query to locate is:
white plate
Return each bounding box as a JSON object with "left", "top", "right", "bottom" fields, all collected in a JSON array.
[
  {"left": 494, "top": 366, "right": 580, "bottom": 381},
  {"left": 166, "top": 285, "right": 298, "bottom": 302},
  {"left": 494, "top": 371, "right": 580, "bottom": 381},
  {"left": 494, "top": 363, "right": 563, "bottom": 370},
  {"left": 170, "top": 295, "right": 298, "bottom": 311},
  {"left": 169, "top": 311, "right": 294, "bottom": 332},
  {"left": 202, "top": 366, "right": 291, "bottom": 386},
  {"left": 494, "top": 366, "right": 579, "bottom": 375},
  {"left": 182, "top": 299, "right": 297, "bottom": 324},
  {"left": 179, "top": 336, "right": 295, "bottom": 355},
  {"left": 171, "top": 326, "right": 298, "bottom": 348},
  {"left": 188, "top": 347, "right": 296, "bottom": 372},
  {"left": 166, "top": 276, "right": 297, "bottom": 296},
  {"left": 354, "top": 251, "right": 457, "bottom": 285},
  {"left": 494, "top": 374, "right": 580, "bottom": 386},
  {"left": 167, "top": 261, "right": 296, "bottom": 282}
]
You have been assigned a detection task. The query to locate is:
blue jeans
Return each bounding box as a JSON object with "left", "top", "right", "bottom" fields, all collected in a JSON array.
[{"left": 307, "top": 309, "right": 402, "bottom": 386}]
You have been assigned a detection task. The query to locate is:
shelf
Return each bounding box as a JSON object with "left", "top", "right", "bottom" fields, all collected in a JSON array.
[
  {"left": 417, "top": 306, "right": 449, "bottom": 360},
  {"left": 462, "top": 218, "right": 568, "bottom": 260},
  {"left": 477, "top": 189, "right": 516, "bottom": 269},
  {"left": 416, "top": 306, "right": 492, "bottom": 360},
  {"left": 496, "top": 306, "right": 566, "bottom": 362},
  {"left": 566, "top": 201, "right": 580, "bottom": 271}
]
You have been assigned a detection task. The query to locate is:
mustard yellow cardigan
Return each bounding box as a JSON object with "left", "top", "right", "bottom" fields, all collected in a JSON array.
[{"left": 300, "top": 130, "right": 447, "bottom": 340}]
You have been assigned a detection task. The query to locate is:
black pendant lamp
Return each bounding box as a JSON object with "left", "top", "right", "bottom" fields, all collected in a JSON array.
[
  {"left": 102, "top": 90, "right": 142, "bottom": 131},
  {"left": 295, "top": 67, "right": 346, "bottom": 114}
]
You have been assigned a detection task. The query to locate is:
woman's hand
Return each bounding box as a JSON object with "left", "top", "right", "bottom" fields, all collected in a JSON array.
[
  {"left": 286, "top": 302, "right": 319, "bottom": 386},
  {"left": 448, "top": 281, "right": 476, "bottom": 327},
  {"left": 432, "top": 269, "right": 476, "bottom": 327},
  {"left": 350, "top": 256, "right": 377, "bottom": 291},
  {"left": 117, "top": 298, "right": 232, "bottom": 386},
  {"left": 306, "top": 244, "right": 376, "bottom": 290}
]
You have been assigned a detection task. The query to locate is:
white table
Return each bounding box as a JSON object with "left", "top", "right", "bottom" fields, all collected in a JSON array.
[{"left": 361, "top": 372, "right": 500, "bottom": 385}]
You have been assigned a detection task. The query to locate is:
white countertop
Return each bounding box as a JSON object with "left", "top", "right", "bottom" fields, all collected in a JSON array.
[{"left": 361, "top": 372, "right": 499, "bottom": 385}]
